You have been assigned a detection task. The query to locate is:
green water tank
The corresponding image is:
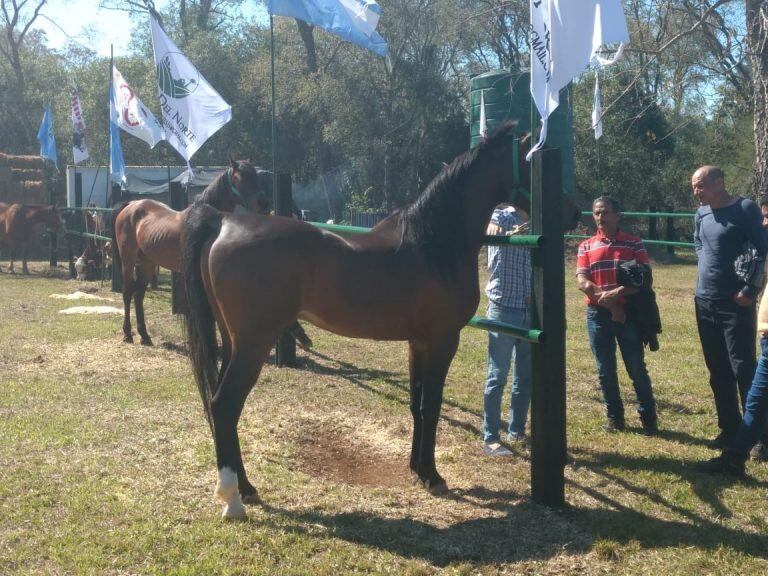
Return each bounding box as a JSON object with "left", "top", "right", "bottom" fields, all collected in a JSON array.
[{"left": 469, "top": 69, "right": 574, "bottom": 197}]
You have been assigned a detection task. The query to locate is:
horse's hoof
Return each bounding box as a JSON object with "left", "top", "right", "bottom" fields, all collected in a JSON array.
[
  {"left": 221, "top": 501, "right": 248, "bottom": 521},
  {"left": 421, "top": 476, "right": 449, "bottom": 495},
  {"left": 123, "top": 335, "right": 134, "bottom": 344},
  {"left": 140, "top": 338, "right": 153, "bottom": 346}
]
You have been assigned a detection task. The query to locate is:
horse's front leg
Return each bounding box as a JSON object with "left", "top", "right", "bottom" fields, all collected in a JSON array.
[
  {"left": 408, "top": 343, "right": 426, "bottom": 476},
  {"left": 7, "top": 243, "right": 15, "bottom": 274},
  {"left": 415, "top": 333, "right": 460, "bottom": 494},
  {"left": 212, "top": 343, "right": 269, "bottom": 519}
]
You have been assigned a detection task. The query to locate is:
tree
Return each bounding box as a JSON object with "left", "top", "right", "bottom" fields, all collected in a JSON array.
[
  {"left": 746, "top": 0, "right": 767, "bottom": 195},
  {"left": 0, "top": 0, "right": 47, "bottom": 147}
]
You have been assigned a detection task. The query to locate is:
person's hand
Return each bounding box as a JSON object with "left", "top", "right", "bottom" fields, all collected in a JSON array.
[
  {"left": 597, "top": 287, "right": 621, "bottom": 307},
  {"left": 734, "top": 291, "right": 754, "bottom": 307},
  {"left": 486, "top": 223, "right": 503, "bottom": 235}
]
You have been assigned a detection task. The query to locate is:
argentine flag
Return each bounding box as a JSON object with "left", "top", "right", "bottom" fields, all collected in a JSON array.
[
  {"left": 268, "top": 0, "right": 388, "bottom": 57},
  {"left": 37, "top": 103, "right": 58, "bottom": 168}
]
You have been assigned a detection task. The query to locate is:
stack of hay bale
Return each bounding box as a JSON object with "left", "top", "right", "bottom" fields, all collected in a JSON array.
[{"left": 0, "top": 152, "right": 49, "bottom": 204}]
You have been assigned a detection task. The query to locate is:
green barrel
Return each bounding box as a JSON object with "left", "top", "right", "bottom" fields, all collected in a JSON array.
[{"left": 469, "top": 69, "right": 574, "bottom": 197}]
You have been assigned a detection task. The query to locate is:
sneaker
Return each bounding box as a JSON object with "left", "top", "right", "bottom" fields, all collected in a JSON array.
[
  {"left": 750, "top": 441, "right": 768, "bottom": 462},
  {"left": 695, "top": 454, "right": 746, "bottom": 477},
  {"left": 483, "top": 442, "right": 513, "bottom": 456},
  {"left": 641, "top": 418, "right": 659, "bottom": 436},
  {"left": 706, "top": 432, "right": 734, "bottom": 450},
  {"left": 603, "top": 417, "right": 625, "bottom": 433}
]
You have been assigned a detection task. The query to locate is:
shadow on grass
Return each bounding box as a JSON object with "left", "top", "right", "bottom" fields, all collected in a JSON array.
[
  {"left": 568, "top": 446, "right": 768, "bottom": 526},
  {"left": 291, "top": 349, "right": 484, "bottom": 437},
  {"left": 255, "top": 481, "right": 768, "bottom": 566}
]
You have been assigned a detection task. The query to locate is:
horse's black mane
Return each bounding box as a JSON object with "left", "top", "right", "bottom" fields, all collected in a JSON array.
[{"left": 399, "top": 121, "right": 519, "bottom": 278}]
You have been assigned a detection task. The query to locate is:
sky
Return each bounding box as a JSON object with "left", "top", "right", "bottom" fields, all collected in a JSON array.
[
  {"left": 32, "top": 0, "right": 265, "bottom": 57},
  {"left": 33, "top": 0, "right": 153, "bottom": 56}
]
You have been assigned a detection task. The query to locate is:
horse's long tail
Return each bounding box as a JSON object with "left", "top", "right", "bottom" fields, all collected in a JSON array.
[{"left": 181, "top": 203, "right": 224, "bottom": 426}]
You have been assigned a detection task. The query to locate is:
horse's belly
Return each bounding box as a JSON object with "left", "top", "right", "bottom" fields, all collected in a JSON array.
[
  {"left": 137, "top": 233, "right": 182, "bottom": 271},
  {"left": 301, "top": 308, "right": 413, "bottom": 341}
]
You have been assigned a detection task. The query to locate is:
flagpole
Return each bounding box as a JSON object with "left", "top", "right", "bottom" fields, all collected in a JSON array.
[
  {"left": 270, "top": 15, "right": 278, "bottom": 211},
  {"left": 107, "top": 45, "right": 114, "bottom": 207}
]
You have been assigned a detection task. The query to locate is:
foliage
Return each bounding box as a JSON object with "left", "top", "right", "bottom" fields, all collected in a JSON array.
[{"left": 0, "top": 0, "right": 764, "bottom": 216}]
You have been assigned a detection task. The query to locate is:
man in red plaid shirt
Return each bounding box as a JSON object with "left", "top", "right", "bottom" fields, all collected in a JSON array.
[{"left": 576, "top": 196, "right": 658, "bottom": 434}]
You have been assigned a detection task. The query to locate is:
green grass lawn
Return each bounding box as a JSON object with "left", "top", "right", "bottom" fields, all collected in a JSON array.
[{"left": 0, "top": 258, "right": 766, "bottom": 575}]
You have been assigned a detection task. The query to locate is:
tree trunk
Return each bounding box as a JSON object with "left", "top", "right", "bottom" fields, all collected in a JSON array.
[
  {"left": 747, "top": 0, "right": 768, "bottom": 196},
  {"left": 296, "top": 20, "right": 318, "bottom": 74}
]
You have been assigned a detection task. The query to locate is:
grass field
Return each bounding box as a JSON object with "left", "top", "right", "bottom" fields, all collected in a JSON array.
[{"left": 1, "top": 257, "right": 767, "bottom": 575}]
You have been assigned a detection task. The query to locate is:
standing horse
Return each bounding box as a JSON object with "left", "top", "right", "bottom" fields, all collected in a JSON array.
[
  {"left": 180, "top": 122, "right": 581, "bottom": 519},
  {"left": 0, "top": 203, "right": 62, "bottom": 274},
  {"left": 113, "top": 159, "right": 267, "bottom": 345}
]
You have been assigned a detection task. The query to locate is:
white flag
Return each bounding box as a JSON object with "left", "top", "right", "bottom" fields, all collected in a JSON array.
[
  {"left": 529, "top": 0, "right": 628, "bottom": 158},
  {"left": 150, "top": 13, "right": 231, "bottom": 162},
  {"left": 71, "top": 81, "right": 89, "bottom": 164},
  {"left": 479, "top": 90, "right": 487, "bottom": 139},
  {"left": 112, "top": 67, "right": 165, "bottom": 148},
  {"left": 592, "top": 74, "right": 603, "bottom": 139}
]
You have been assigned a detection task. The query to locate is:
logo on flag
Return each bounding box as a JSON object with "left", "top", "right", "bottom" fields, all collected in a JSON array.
[
  {"left": 150, "top": 13, "right": 231, "bottom": 162},
  {"left": 157, "top": 54, "right": 199, "bottom": 99},
  {"left": 112, "top": 67, "right": 165, "bottom": 148},
  {"left": 268, "top": 0, "right": 388, "bottom": 57},
  {"left": 71, "top": 81, "right": 89, "bottom": 164}
]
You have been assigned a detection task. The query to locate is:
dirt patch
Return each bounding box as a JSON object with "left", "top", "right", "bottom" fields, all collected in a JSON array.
[{"left": 296, "top": 425, "right": 411, "bottom": 488}]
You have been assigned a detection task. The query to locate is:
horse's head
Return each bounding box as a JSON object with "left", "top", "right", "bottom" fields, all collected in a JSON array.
[{"left": 228, "top": 159, "right": 269, "bottom": 213}]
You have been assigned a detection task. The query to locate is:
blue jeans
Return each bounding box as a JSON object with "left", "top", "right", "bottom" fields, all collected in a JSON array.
[
  {"left": 727, "top": 335, "right": 768, "bottom": 461},
  {"left": 483, "top": 302, "right": 532, "bottom": 442},
  {"left": 586, "top": 306, "right": 657, "bottom": 422}
]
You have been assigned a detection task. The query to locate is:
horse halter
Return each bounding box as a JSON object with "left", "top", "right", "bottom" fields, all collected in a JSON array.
[{"left": 226, "top": 167, "right": 246, "bottom": 208}]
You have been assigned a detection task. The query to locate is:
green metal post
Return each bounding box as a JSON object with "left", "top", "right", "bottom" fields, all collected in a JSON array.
[{"left": 531, "top": 148, "right": 566, "bottom": 507}]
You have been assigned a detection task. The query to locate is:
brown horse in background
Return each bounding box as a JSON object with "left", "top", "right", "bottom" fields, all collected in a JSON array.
[
  {"left": 113, "top": 159, "right": 268, "bottom": 345},
  {"left": 0, "top": 203, "right": 62, "bottom": 274},
  {"left": 180, "top": 122, "right": 581, "bottom": 519}
]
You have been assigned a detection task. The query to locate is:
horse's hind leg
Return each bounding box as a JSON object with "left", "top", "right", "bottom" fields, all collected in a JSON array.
[
  {"left": 212, "top": 340, "right": 272, "bottom": 519},
  {"left": 134, "top": 260, "right": 155, "bottom": 345},
  {"left": 121, "top": 266, "right": 135, "bottom": 343}
]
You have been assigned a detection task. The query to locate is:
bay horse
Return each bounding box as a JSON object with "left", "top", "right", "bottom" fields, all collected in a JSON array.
[
  {"left": 181, "top": 122, "right": 580, "bottom": 519},
  {"left": 0, "top": 203, "right": 62, "bottom": 274},
  {"left": 113, "top": 159, "right": 267, "bottom": 345}
]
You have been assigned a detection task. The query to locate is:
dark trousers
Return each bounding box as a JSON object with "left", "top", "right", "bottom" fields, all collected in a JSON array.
[{"left": 695, "top": 297, "right": 756, "bottom": 436}]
